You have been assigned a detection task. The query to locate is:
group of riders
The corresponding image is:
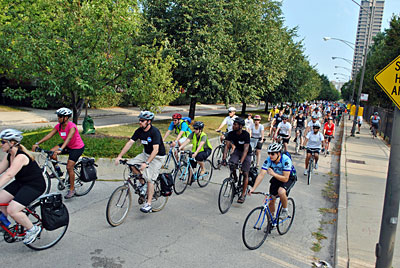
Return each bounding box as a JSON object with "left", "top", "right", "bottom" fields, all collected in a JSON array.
[{"left": 0, "top": 101, "right": 379, "bottom": 246}]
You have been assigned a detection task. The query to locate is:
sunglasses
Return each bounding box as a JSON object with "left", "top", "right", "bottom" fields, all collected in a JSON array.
[
  {"left": 193, "top": 128, "right": 200, "bottom": 130},
  {"left": 139, "top": 119, "right": 146, "bottom": 122},
  {"left": 268, "top": 152, "right": 276, "bottom": 156},
  {"left": 1, "top": 140, "right": 6, "bottom": 145}
]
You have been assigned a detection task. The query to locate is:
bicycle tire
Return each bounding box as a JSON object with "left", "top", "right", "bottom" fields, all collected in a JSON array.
[
  {"left": 72, "top": 164, "right": 96, "bottom": 196},
  {"left": 42, "top": 171, "right": 52, "bottom": 194},
  {"left": 295, "top": 139, "right": 300, "bottom": 154},
  {"left": 161, "top": 154, "right": 177, "bottom": 175},
  {"left": 242, "top": 206, "right": 270, "bottom": 250},
  {"left": 106, "top": 185, "right": 132, "bottom": 227},
  {"left": 277, "top": 197, "right": 295, "bottom": 235},
  {"left": 26, "top": 202, "right": 68, "bottom": 250},
  {"left": 173, "top": 164, "right": 188, "bottom": 195},
  {"left": 197, "top": 160, "right": 213, "bottom": 187},
  {"left": 218, "top": 178, "right": 234, "bottom": 214},
  {"left": 152, "top": 180, "right": 168, "bottom": 212},
  {"left": 211, "top": 145, "right": 224, "bottom": 169},
  {"left": 307, "top": 158, "right": 313, "bottom": 185}
]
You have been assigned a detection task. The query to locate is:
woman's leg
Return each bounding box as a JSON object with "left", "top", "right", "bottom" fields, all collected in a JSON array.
[
  {"left": 67, "top": 159, "right": 76, "bottom": 191},
  {"left": 0, "top": 190, "right": 14, "bottom": 215},
  {"left": 7, "top": 200, "right": 33, "bottom": 229}
]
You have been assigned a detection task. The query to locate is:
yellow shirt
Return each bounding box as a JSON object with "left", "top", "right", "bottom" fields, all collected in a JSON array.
[{"left": 269, "top": 108, "right": 279, "bottom": 118}]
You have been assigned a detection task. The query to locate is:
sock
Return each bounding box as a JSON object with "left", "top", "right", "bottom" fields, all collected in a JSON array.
[{"left": 282, "top": 208, "right": 288, "bottom": 212}]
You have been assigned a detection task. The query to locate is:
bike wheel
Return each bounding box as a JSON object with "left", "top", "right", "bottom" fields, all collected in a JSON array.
[
  {"left": 307, "top": 159, "right": 313, "bottom": 185},
  {"left": 152, "top": 180, "right": 168, "bottom": 212},
  {"left": 26, "top": 202, "right": 68, "bottom": 250},
  {"left": 277, "top": 198, "right": 295, "bottom": 235},
  {"left": 218, "top": 178, "right": 234, "bottom": 214},
  {"left": 42, "top": 171, "right": 52, "bottom": 194},
  {"left": 242, "top": 206, "right": 270, "bottom": 250},
  {"left": 295, "top": 139, "right": 300, "bottom": 154},
  {"left": 197, "top": 160, "right": 213, "bottom": 187},
  {"left": 73, "top": 164, "right": 96, "bottom": 196},
  {"left": 173, "top": 165, "right": 188, "bottom": 195},
  {"left": 106, "top": 185, "right": 132, "bottom": 227},
  {"left": 161, "top": 154, "right": 177, "bottom": 175},
  {"left": 211, "top": 145, "right": 224, "bottom": 169}
]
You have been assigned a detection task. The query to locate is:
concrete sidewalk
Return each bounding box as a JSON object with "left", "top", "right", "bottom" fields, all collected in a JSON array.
[{"left": 336, "top": 118, "right": 400, "bottom": 267}]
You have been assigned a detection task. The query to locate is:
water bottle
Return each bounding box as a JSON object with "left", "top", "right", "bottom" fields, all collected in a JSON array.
[
  {"left": 140, "top": 183, "right": 148, "bottom": 196},
  {"left": 0, "top": 212, "right": 11, "bottom": 227}
]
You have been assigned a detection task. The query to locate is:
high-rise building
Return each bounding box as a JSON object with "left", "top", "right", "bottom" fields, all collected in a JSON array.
[{"left": 351, "top": 0, "right": 385, "bottom": 78}]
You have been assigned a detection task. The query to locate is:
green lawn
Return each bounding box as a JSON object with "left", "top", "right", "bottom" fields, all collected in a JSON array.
[{"left": 0, "top": 105, "right": 25, "bottom": 112}]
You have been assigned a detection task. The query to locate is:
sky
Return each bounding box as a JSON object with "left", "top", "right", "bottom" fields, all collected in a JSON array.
[{"left": 280, "top": 0, "right": 400, "bottom": 82}]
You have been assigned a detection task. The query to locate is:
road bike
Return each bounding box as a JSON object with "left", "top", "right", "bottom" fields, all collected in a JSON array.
[
  {"left": 305, "top": 147, "right": 320, "bottom": 185},
  {"left": 242, "top": 192, "right": 295, "bottom": 250},
  {"left": 211, "top": 131, "right": 230, "bottom": 169},
  {"left": 35, "top": 147, "right": 95, "bottom": 196},
  {"left": 0, "top": 193, "right": 68, "bottom": 250},
  {"left": 173, "top": 150, "right": 213, "bottom": 195},
  {"left": 106, "top": 160, "right": 168, "bottom": 227}
]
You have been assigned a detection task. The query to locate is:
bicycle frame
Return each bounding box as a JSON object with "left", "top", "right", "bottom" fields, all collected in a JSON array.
[
  {"left": 252, "top": 194, "right": 289, "bottom": 228},
  {"left": 163, "top": 142, "right": 181, "bottom": 171},
  {"left": 177, "top": 152, "right": 207, "bottom": 182}
]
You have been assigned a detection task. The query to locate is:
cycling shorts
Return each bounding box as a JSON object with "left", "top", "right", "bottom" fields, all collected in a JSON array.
[
  {"left": 4, "top": 180, "right": 46, "bottom": 207},
  {"left": 324, "top": 135, "right": 333, "bottom": 142},
  {"left": 307, "top": 148, "right": 320, "bottom": 155},
  {"left": 58, "top": 143, "right": 85, "bottom": 162},
  {"left": 295, "top": 127, "right": 305, "bottom": 136},
  {"left": 278, "top": 133, "right": 290, "bottom": 144},
  {"left": 269, "top": 176, "right": 296, "bottom": 197},
  {"left": 190, "top": 148, "right": 212, "bottom": 168}
]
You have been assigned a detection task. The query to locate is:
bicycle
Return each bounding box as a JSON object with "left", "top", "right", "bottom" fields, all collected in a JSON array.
[
  {"left": 35, "top": 147, "right": 95, "bottom": 196},
  {"left": 0, "top": 193, "right": 68, "bottom": 250},
  {"left": 160, "top": 141, "right": 181, "bottom": 175},
  {"left": 218, "top": 162, "right": 248, "bottom": 214},
  {"left": 173, "top": 150, "right": 213, "bottom": 195},
  {"left": 242, "top": 192, "right": 295, "bottom": 250},
  {"left": 106, "top": 160, "right": 168, "bottom": 227},
  {"left": 211, "top": 131, "right": 231, "bottom": 169},
  {"left": 305, "top": 147, "right": 319, "bottom": 185}
]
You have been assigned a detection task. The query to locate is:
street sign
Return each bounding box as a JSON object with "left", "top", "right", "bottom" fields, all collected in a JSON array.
[
  {"left": 361, "top": 93, "right": 368, "bottom": 101},
  {"left": 374, "top": 54, "right": 400, "bottom": 109}
]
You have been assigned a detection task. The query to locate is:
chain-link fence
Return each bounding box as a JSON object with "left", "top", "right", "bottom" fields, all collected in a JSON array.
[{"left": 363, "top": 105, "right": 394, "bottom": 143}]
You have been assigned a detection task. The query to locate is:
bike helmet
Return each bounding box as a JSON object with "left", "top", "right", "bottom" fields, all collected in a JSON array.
[
  {"left": 193, "top": 121, "right": 204, "bottom": 130},
  {"left": 313, "top": 124, "right": 321, "bottom": 129},
  {"left": 374, "top": 112, "right": 378, "bottom": 115},
  {"left": 55, "top": 107, "right": 72, "bottom": 117},
  {"left": 138, "top": 111, "right": 155, "bottom": 120},
  {"left": 312, "top": 115, "right": 318, "bottom": 119},
  {"left": 281, "top": 114, "right": 288, "bottom": 120},
  {"left": 328, "top": 117, "right": 333, "bottom": 120},
  {"left": 267, "top": 143, "right": 282, "bottom": 153},
  {"left": 253, "top": 115, "right": 261, "bottom": 120},
  {"left": 228, "top": 107, "right": 236, "bottom": 112},
  {"left": 315, "top": 107, "right": 319, "bottom": 111},
  {"left": 0, "top": 128, "right": 23, "bottom": 142},
  {"left": 172, "top": 113, "right": 182, "bottom": 120},
  {"left": 233, "top": 117, "right": 245, "bottom": 126},
  {"left": 298, "top": 110, "right": 303, "bottom": 114}
]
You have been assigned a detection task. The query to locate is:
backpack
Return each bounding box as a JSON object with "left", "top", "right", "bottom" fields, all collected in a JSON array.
[
  {"left": 80, "top": 157, "right": 98, "bottom": 182},
  {"left": 159, "top": 173, "right": 174, "bottom": 196},
  {"left": 40, "top": 193, "right": 69, "bottom": 231},
  {"left": 182, "top": 117, "right": 192, "bottom": 124},
  {"left": 281, "top": 151, "right": 297, "bottom": 178}
]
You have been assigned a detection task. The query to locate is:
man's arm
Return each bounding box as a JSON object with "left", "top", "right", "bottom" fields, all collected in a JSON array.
[
  {"left": 222, "top": 140, "right": 231, "bottom": 160},
  {"left": 268, "top": 169, "right": 290, "bottom": 183},
  {"left": 163, "top": 130, "right": 171, "bottom": 141},
  {"left": 248, "top": 169, "right": 267, "bottom": 195},
  {"left": 115, "top": 139, "right": 134, "bottom": 165},
  {"left": 240, "top": 144, "right": 249, "bottom": 164}
]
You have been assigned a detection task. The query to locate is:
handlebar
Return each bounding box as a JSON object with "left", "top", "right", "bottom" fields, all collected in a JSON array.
[
  {"left": 251, "top": 191, "right": 269, "bottom": 196},
  {"left": 35, "top": 147, "right": 54, "bottom": 157}
]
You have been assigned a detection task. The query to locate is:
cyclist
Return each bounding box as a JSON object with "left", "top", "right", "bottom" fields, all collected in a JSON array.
[
  {"left": 370, "top": 112, "right": 380, "bottom": 138},
  {"left": 293, "top": 111, "right": 306, "bottom": 149},
  {"left": 32, "top": 107, "right": 85, "bottom": 199},
  {"left": 248, "top": 143, "right": 296, "bottom": 220},
  {"left": 269, "top": 109, "right": 283, "bottom": 139},
  {"left": 305, "top": 115, "right": 321, "bottom": 136},
  {"left": 303, "top": 125, "right": 324, "bottom": 175},
  {"left": 268, "top": 106, "right": 279, "bottom": 122},
  {"left": 222, "top": 117, "right": 251, "bottom": 204},
  {"left": 216, "top": 107, "right": 238, "bottom": 144},
  {"left": 0, "top": 129, "right": 46, "bottom": 244},
  {"left": 323, "top": 110, "right": 332, "bottom": 124},
  {"left": 245, "top": 113, "right": 253, "bottom": 132},
  {"left": 323, "top": 117, "right": 335, "bottom": 154},
  {"left": 163, "top": 113, "right": 192, "bottom": 147},
  {"left": 178, "top": 121, "right": 212, "bottom": 184},
  {"left": 274, "top": 114, "right": 291, "bottom": 152},
  {"left": 248, "top": 115, "right": 265, "bottom": 167},
  {"left": 312, "top": 107, "right": 322, "bottom": 120},
  {"left": 115, "top": 111, "right": 166, "bottom": 213}
]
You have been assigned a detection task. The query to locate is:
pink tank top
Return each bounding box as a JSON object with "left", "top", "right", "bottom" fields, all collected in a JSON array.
[{"left": 55, "top": 121, "right": 85, "bottom": 149}]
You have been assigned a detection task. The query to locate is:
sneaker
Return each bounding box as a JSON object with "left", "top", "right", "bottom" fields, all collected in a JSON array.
[
  {"left": 279, "top": 209, "right": 289, "bottom": 220},
  {"left": 327, "top": 151, "right": 330, "bottom": 155},
  {"left": 140, "top": 203, "right": 152, "bottom": 213},
  {"left": 321, "top": 148, "right": 325, "bottom": 153},
  {"left": 293, "top": 137, "right": 297, "bottom": 143},
  {"left": 356, "top": 131, "right": 360, "bottom": 134},
  {"left": 315, "top": 163, "right": 318, "bottom": 170},
  {"left": 304, "top": 170, "right": 308, "bottom": 176},
  {"left": 64, "top": 190, "right": 76, "bottom": 199},
  {"left": 23, "top": 225, "right": 42, "bottom": 245},
  {"left": 199, "top": 168, "right": 206, "bottom": 176}
]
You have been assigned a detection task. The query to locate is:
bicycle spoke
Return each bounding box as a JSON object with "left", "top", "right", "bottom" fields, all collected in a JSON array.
[{"left": 242, "top": 206, "right": 270, "bottom": 250}]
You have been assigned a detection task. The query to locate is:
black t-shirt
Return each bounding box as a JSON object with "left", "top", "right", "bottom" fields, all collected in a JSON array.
[
  {"left": 131, "top": 126, "right": 166, "bottom": 156},
  {"left": 295, "top": 115, "right": 306, "bottom": 128},
  {"left": 7, "top": 150, "right": 44, "bottom": 186},
  {"left": 274, "top": 114, "right": 282, "bottom": 127},
  {"left": 226, "top": 130, "right": 252, "bottom": 154}
]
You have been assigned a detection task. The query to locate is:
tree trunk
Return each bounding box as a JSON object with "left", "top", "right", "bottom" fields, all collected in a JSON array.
[
  {"left": 71, "top": 91, "right": 85, "bottom": 125},
  {"left": 241, "top": 102, "right": 246, "bottom": 116},
  {"left": 189, "top": 97, "right": 197, "bottom": 120},
  {"left": 264, "top": 96, "right": 269, "bottom": 113}
]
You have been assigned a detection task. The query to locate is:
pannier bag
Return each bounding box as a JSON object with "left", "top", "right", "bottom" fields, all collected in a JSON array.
[
  {"left": 80, "top": 157, "right": 98, "bottom": 182},
  {"left": 248, "top": 167, "right": 258, "bottom": 187},
  {"left": 40, "top": 193, "right": 69, "bottom": 231},
  {"left": 159, "top": 173, "right": 174, "bottom": 196}
]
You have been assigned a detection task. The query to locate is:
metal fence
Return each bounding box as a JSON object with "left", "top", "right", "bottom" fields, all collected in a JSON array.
[{"left": 363, "top": 105, "right": 394, "bottom": 143}]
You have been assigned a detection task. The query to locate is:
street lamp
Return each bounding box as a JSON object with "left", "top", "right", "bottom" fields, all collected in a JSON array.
[
  {"left": 332, "top": 57, "right": 353, "bottom": 65},
  {"left": 334, "top": 66, "right": 352, "bottom": 73},
  {"left": 323, "top": 37, "right": 355, "bottom": 50},
  {"left": 334, "top": 73, "right": 351, "bottom": 79}
]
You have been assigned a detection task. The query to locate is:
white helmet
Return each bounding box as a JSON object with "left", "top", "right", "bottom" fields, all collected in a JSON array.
[
  {"left": 0, "top": 128, "right": 23, "bottom": 142},
  {"left": 56, "top": 107, "right": 73, "bottom": 117},
  {"left": 228, "top": 107, "right": 236, "bottom": 112},
  {"left": 138, "top": 111, "right": 155, "bottom": 120},
  {"left": 267, "top": 143, "right": 282, "bottom": 153}
]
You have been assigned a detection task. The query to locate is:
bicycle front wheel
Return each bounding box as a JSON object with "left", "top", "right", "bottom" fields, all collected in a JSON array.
[
  {"left": 106, "top": 185, "right": 132, "bottom": 227},
  {"left": 173, "top": 165, "right": 188, "bottom": 195},
  {"left": 161, "top": 154, "right": 177, "bottom": 175},
  {"left": 42, "top": 171, "right": 52, "bottom": 194},
  {"left": 211, "top": 145, "right": 224, "bottom": 169},
  {"left": 242, "top": 206, "right": 270, "bottom": 250},
  {"left": 73, "top": 164, "right": 96, "bottom": 196},
  {"left": 307, "top": 159, "right": 313, "bottom": 185},
  {"left": 152, "top": 180, "right": 168, "bottom": 212},
  {"left": 218, "top": 178, "right": 234, "bottom": 214},
  {"left": 197, "top": 160, "right": 213, "bottom": 187},
  {"left": 277, "top": 197, "right": 295, "bottom": 235},
  {"left": 26, "top": 202, "right": 68, "bottom": 250}
]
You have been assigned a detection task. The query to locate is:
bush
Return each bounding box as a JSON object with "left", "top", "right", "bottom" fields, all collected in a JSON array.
[{"left": 90, "top": 92, "right": 124, "bottom": 108}]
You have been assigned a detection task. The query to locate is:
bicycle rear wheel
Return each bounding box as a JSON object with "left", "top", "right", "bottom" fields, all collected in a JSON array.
[
  {"left": 277, "top": 198, "right": 295, "bottom": 235},
  {"left": 211, "top": 145, "right": 224, "bottom": 169},
  {"left": 26, "top": 202, "right": 68, "bottom": 250},
  {"left": 197, "top": 160, "right": 213, "bottom": 187},
  {"left": 72, "top": 164, "right": 96, "bottom": 196},
  {"left": 307, "top": 159, "right": 313, "bottom": 185},
  {"left": 152, "top": 180, "right": 168, "bottom": 212},
  {"left": 106, "top": 185, "right": 132, "bottom": 227},
  {"left": 173, "top": 164, "right": 188, "bottom": 195},
  {"left": 218, "top": 178, "right": 234, "bottom": 214},
  {"left": 242, "top": 206, "right": 270, "bottom": 250}
]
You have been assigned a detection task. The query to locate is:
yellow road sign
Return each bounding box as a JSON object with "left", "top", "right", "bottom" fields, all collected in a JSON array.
[{"left": 374, "top": 54, "right": 400, "bottom": 109}]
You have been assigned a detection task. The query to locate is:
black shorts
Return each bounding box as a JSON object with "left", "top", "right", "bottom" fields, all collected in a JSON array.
[
  {"left": 295, "top": 127, "right": 305, "bottom": 136},
  {"left": 307, "top": 148, "right": 320, "bottom": 155},
  {"left": 372, "top": 123, "right": 379, "bottom": 129},
  {"left": 4, "top": 180, "right": 46, "bottom": 207},
  {"left": 269, "top": 176, "right": 296, "bottom": 197},
  {"left": 255, "top": 141, "right": 263, "bottom": 150},
  {"left": 58, "top": 143, "right": 85, "bottom": 162},
  {"left": 229, "top": 150, "right": 251, "bottom": 172},
  {"left": 279, "top": 134, "right": 290, "bottom": 144},
  {"left": 190, "top": 148, "right": 211, "bottom": 168},
  {"left": 324, "top": 135, "right": 333, "bottom": 142}
]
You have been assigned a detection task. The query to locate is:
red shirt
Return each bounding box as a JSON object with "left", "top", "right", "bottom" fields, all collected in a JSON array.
[{"left": 324, "top": 122, "right": 335, "bottom": 136}]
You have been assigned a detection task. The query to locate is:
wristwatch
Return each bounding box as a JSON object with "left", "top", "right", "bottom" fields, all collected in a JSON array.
[
  {"left": 58, "top": 148, "right": 63, "bottom": 151},
  {"left": 145, "top": 161, "right": 150, "bottom": 166},
  {"left": 35, "top": 142, "right": 39, "bottom": 145}
]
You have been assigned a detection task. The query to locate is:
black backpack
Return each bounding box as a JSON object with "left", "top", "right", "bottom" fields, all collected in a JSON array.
[
  {"left": 40, "top": 193, "right": 69, "bottom": 231},
  {"left": 159, "top": 173, "right": 174, "bottom": 196},
  {"left": 80, "top": 157, "right": 98, "bottom": 182},
  {"left": 248, "top": 167, "right": 258, "bottom": 187}
]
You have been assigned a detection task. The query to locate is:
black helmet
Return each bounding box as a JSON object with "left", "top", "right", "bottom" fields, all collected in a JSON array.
[
  {"left": 281, "top": 114, "right": 288, "bottom": 120},
  {"left": 193, "top": 121, "right": 204, "bottom": 130},
  {"left": 234, "top": 117, "right": 245, "bottom": 126}
]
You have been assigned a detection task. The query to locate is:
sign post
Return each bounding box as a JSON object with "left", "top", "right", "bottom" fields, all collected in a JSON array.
[{"left": 374, "top": 54, "right": 400, "bottom": 268}]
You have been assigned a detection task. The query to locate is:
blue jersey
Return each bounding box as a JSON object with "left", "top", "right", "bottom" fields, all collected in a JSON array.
[{"left": 262, "top": 154, "right": 295, "bottom": 175}]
